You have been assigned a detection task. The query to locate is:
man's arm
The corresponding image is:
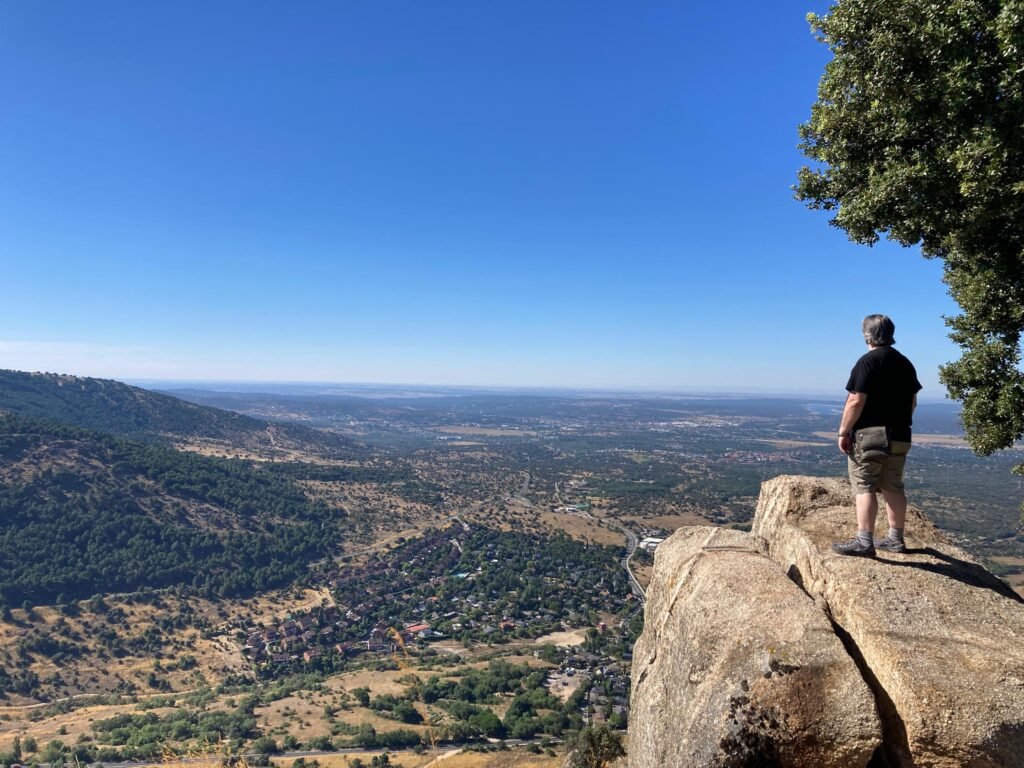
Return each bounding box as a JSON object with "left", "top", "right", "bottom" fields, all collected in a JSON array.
[{"left": 837, "top": 391, "right": 867, "bottom": 454}]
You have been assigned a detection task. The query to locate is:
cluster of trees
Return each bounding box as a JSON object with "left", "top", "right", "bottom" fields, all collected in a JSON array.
[
  {"left": 268, "top": 461, "right": 444, "bottom": 507},
  {"left": 0, "top": 665, "right": 40, "bottom": 697},
  {"left": 413, "top": 661, "right": 583, "bottom": 741},
  {"left": 270, "top": 461, "right": 415, "bottom": 485},
  {"left": 88, "top": 702, "right": 259, "bottom": 759},
  {"left": 418, "top": 660, "right": 538, "bottom": 704},
  {"left": 344, "top": 725, "right": 422, "bottom": 750},
  {"left": 0, "top": 736, "right": 39, "bottom": 766},
  {"left": 0, "top": 737, "right": 85, "bottom": 768},
  {"left": 0, "top": 415, "right": 348, "bottom": 605},
  {"left": 565, "top": 725, "right": 625, "bottom": 768},
  {"left": 356, "top": 691, "right": 424, "bottom": 724},
  {"left": 319, "top": 525, "right": 629, "bottom": 653},
  {"left": 335, "top": 661, "right": 586, "bottom": 746}
]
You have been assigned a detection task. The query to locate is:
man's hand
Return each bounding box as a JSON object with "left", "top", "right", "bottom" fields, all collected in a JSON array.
[{"left": 837, "top": 391, "right": 867, "bottom": 455}]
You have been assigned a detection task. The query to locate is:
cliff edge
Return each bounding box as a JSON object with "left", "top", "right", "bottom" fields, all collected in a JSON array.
[{"left": 629, "top": 476, "right": 1024, "bottom": 768}]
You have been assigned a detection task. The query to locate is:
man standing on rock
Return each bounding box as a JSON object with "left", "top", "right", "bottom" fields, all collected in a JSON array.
[{"left": 833, "top": 314, "right": 922, "bottom": 557}]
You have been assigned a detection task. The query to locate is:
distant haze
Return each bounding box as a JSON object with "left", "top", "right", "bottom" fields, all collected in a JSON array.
[{"left": 136, "top": 379, "right": 959, "bottom": 406}]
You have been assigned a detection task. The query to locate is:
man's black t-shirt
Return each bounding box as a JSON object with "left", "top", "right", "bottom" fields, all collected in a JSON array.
[{"left": 846, "top": 346, "right": 922, "bottom": 442}]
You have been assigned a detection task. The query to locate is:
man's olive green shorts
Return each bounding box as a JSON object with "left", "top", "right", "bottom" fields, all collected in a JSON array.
[{"left": 848, "top": 440, "right": 912, "bottom": 494}]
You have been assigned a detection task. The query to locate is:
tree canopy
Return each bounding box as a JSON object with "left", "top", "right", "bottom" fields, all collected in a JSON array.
[
  {"left": 0, "top": 414, "right": 350, "bottom": 604},
  {"left": 566, "top": 725, "right": 626, "bottom": 768},
  {"left": 795, "top": 0, "right": 1024, "bottom": 477}
]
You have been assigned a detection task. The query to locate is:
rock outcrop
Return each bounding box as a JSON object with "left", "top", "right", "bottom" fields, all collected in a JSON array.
[
  {"left": 629, "top": 526, "right": 882, "bottom": 768},
  {"left": 630, "top": 477, "right": 1024, "bottom": 768},
  {"left": 752, "top": 476, "right": 1024, "bottom": 768}
]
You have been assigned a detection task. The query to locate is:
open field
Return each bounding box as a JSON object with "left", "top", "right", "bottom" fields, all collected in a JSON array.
[
  {"left": 258, "top": 691, "right": 434, "bottom": 742},
  {"left": 324, "top": 668, "right": 415, "bottom": 698},
  {"left": 435, "top": 427, "right": 538, "bottom": 437},
  {"left": 0, "top": 602, "right": 212, "bottom": 705},
  {"left": 546, "top": 670, "right": 584, "bottom": 704},
  {"left": 231, "top": 587, "right": 337, "bottom": 624},
  {"left": 1006, "top": 574, "right": 1024, "bottom": 598},
  {"left": 990, "top": 556, "right": 1024, "bottom": 567},
  {"left": 0, "top": 585, "right": 339, "bottom": 709},
  {"left": 621, "top": 511, "right": 710, "bottom": 531},
  {"left": 177, "top": 443, "right": 304, "bottom": 462},
  {"left": 812, "top": 431, "right": 971, "bottom": 448},
  {"left": 754, "top": 438, "right": 830, "bottom": 448},
  {"left": 536, "top": 512, "right": 626, "bottom": 546},
  {"left": 0, "top": 702, "right": 180, "bottom": 753},
  {"left": 532, "top": 629, "right": 587, "bottom": 648}
]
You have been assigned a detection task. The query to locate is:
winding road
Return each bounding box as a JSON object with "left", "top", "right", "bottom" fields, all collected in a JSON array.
[{"left": 618, "top": 524, "right": 646, "bottom": 602}]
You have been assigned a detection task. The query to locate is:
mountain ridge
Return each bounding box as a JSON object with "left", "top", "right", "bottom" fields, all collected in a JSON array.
[{"left": 0, "top": 368, "right": 360, "bottom": 457}]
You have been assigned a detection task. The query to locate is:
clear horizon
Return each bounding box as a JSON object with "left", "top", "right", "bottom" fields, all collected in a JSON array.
[{"left": 2, "top": 2, "right": 962, "bottom": 394}]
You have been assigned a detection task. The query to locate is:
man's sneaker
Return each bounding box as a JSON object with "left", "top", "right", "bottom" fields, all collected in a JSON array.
[
  {"left": 831, "top": 538, "right": 876, "bottom": 558},
  {"left": 874, "top": 535, "right": 907, "bottom": 554}
]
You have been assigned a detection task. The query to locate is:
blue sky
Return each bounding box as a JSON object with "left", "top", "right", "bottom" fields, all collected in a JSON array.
[{"left": 0, "top": 2, "right": 961, "bottom": 394}]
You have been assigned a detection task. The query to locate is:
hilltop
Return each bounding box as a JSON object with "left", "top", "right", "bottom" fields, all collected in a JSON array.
[{"left": 0, "top": 369, "right": 359, "bottom": 458}]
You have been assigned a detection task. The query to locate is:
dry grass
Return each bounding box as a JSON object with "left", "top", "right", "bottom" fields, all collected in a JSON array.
[
  {"left": 132, "top": 743, "right": 260, "bottom": 768},
  {"left": 0, "top": 702, "right": 176, "bottom": 752},
  {"left": 254, "top": 659, "right": 558, "bottom": 747},
  {"left": 428, "top": 640, "right": 469, "bottom": 655},
  {"left": 273, "top": 749, "right": 563, "bottom": 768},
  {"left": 531, "top": 629, "right": 586, "bottom": 648},
  {"left": 537, "top": 512, "right": 626, "bottom": 546},
  {"left": 229, "top": 587, "right": 336, "bottom": 625},
  {"left": 420, "top": 749, "right": 563, "bottom": 768},
  {"left": 991, "top": 556, "right": 1024, "bottom": 567},
  {"left": 458, "top": 654, "right": 550, "bottom": 671},
  {"left": 905, "top": 433, "right": 973, "bottom": 447},
  {"left": 621, "top": 511, "right": 710, "bottom": 531},
  {"left": 546, "top": 670, "right": 584, "bottom": 703},
  {"left": 752, "top": 438, "right": 830, "bottom": 448},
  {"left": 175, "top": 440, "right": 309, "bottom": 462},
  {"left": 0, "top": 602, "right": 215, "bottom": 705},
  {"left": 0, "top": 585, "right": 342, "bottom": 718},
  {"left": 1004, "top": 572, "right": 1024, "bottom": 597},
  {"left": 631, "top": 563, "right": 653, "bottom": 590},
  {"left": 255, "top": 693, "right": 337, "bottom": 742},
  {"left": 325, "top": 668, "right": 415, "bottom": 697}
]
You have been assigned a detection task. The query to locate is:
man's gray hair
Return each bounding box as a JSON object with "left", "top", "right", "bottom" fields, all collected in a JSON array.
[{"left": 862, "top": 314, "right": 896, "bottom": 346}]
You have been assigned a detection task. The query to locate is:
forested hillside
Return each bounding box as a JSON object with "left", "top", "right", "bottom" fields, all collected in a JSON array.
[
  {"left": 0, "top": 369, "right": 359, "bottom": 456},
  {"left": 0, "top": 414, "right": 350, "bottom": 606}
]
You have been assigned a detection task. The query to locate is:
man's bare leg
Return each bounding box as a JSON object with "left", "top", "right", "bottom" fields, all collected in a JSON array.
[
  {"left": 832, "top": 491, "right": 879, "bottom": 556},
  {"left": 878, "top": 489, "right": 908, "bottom": 550},
  {"left": 880, "top": 489, "right": 907, "bottom": 529},
  {"left": 855, "top": 491, "right": 878, "bottom": 536}
]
